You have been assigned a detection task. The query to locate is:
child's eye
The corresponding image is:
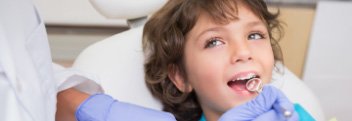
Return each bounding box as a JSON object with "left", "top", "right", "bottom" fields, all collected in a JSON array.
[
  {"left": 248, "top": 33, "right": 265, "bottom": 40},
  {"left": 205, "top": 37, "right": 224, "bottom": 48}
]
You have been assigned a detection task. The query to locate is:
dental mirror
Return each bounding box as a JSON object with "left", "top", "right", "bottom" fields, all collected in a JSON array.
[{"left": 246, "top": 78, "right": 263, "bottom": 93}]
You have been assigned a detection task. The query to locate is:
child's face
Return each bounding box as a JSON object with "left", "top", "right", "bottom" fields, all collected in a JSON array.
[{"left": 171, "top": 3, "right": 275, "bottom": 120}]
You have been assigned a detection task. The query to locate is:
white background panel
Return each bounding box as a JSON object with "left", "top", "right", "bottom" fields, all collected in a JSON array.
[{"left": 303, "top": 1, "right": 352, "bottom": 120}]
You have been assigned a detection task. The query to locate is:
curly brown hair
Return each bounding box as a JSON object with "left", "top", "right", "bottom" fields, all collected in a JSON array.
[{"left": 142, "top": 0, "right": 283, "bottom": 120}]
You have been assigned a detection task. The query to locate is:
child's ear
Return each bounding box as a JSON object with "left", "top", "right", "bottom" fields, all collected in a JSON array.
[{"left": 168, "top": 64, "right": 193, "bottom": 93}]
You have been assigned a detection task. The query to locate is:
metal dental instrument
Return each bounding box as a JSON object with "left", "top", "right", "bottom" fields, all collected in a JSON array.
[
  {"left": 245, "top": 78, "right": 293, "bottom": 119},
  {"left": 245, "top": 78, "right": 263, "bottom": 93}
]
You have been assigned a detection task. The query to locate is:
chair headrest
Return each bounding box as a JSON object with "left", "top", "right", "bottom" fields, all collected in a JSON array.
[{"left": 89, "top": 0, "right": 167, "bottom": 19}]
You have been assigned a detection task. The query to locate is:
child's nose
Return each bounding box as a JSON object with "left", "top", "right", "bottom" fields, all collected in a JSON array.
[{"left": 230, "top": 42, "right": 253, "bottom": 64}]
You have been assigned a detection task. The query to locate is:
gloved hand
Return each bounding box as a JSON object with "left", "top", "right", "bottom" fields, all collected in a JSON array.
[
  {"left": 219, "top": 85, "right": 299, "bottom": 121},
  {"left": 76, "top": 94, "right": 177, "bottom": 121}
]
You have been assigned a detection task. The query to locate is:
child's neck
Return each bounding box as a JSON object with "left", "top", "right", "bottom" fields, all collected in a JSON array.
[{"left": 202, "top": 111, "right": 221, "bottom": 121}]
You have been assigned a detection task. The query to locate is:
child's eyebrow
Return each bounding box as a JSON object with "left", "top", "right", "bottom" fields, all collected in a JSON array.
[
  {"left": 195, "top": 21, "right": 265, "bottom": 40},
  {"left": 245, "top": 21, "right": 266, "bottom": 28},
  {"left": 196, "top": 27, "right": 223, "bottom": 40}
]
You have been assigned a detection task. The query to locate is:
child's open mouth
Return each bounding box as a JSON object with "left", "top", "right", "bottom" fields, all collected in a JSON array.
[{"left": 227, "top": 73, "right": 260, "bottom": 92}]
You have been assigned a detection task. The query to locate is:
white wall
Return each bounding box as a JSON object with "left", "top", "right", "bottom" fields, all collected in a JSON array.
[
  {"left": 32, "top": 0, "right": 129, "bottom": 64},
  {"left": 33, "top": 0, "right": 127, "bottom": 27},
  {"left": 303, "top": 1, "right": 352, "bottom": 120}
]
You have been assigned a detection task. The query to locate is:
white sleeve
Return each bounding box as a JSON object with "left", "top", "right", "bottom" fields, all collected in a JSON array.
[
  {"left": 53, "top": 63, "right": 103, "bottom": 94},
  {"left": 0, "top": 0, "right": 56, "bottom": 120}
]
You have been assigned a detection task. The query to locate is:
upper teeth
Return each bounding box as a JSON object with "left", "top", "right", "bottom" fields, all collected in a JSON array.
[{"left": 234, "top": 73, "right": 257, "bottom": 81}]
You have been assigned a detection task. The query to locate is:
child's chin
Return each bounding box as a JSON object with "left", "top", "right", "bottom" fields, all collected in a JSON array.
[{"left": 231, "top": 93, "right": 257, "bottom": 106}]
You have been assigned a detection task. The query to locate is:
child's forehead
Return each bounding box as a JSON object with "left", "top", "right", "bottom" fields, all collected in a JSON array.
[
  {"left": 195, "top": 4, "right": 264, "bottom": 26},
  {"left": 194, "top": 1, "right": 264, "bottom": 25},
  {"left": 186, "top": 6, "right": 267, "bottom": 40}
]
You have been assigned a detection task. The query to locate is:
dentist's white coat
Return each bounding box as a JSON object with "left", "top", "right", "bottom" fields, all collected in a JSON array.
[{"left": 0, "top": 0, "right": 56, "bottom": 121}]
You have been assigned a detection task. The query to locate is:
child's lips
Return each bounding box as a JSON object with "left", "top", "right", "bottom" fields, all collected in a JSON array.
[{"left": 227, "top": 71, "right": 260, "bottom": 95}]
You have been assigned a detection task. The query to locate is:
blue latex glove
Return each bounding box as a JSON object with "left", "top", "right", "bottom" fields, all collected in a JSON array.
[
  {"left": 76, "top": 94, "right": 176, "bottom": 121},
  {"left": 219, "top": 85, "right": 299, "bottom": 121}
]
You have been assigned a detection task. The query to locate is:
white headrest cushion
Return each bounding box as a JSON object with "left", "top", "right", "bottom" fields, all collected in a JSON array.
[{"left": 89, "top": 0, "right": 167, "bottom": 19}]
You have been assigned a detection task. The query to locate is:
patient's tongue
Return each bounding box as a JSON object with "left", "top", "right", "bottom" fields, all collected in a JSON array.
[{"left": 228, "top": 80, "right": 247, "bottom": 91}]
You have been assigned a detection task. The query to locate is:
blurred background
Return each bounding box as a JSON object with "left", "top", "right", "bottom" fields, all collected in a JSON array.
[{"left": 33, "top": 0, "right": 351, "bottom": 120}]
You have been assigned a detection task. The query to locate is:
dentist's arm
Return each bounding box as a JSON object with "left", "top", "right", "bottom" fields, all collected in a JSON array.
[
  {"left": 56, "top": 88, "right": 176, "bottom": 121},
  {"left": 56, "top": 88, "right": 89, "bottom": 121}
]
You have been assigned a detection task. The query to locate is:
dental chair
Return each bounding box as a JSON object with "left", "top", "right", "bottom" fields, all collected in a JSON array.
[{"left": 72, "top": 0, "right": 325, "bottom": 120}]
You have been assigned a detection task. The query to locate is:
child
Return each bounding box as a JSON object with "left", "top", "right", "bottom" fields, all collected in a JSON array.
[
  {"left": 143, "top": 0, "right": 284, "bottom": 120},
  {"left": 57, "top": 0, "right": 313, "bottom": 121}
]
